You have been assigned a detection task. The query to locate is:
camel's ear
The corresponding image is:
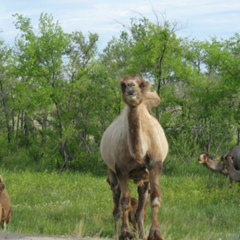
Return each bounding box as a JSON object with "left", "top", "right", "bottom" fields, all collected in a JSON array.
[
  {"left": 140, "top": 81, "right": 151, "bottom": 92},
  {"left": 120, "top": 82, "right": 126, "bottom": 92},
  {"left": 204, "top": 153, "right": 209, "bottom": 159}
]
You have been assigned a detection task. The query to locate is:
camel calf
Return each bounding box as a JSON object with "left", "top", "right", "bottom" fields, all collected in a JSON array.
[{"left": 0, "top": 176, "right": 12, "bottom": 230}]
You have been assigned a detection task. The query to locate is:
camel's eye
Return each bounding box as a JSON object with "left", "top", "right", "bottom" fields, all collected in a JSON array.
[{"left": 141, "top": 83, "right": 146, "bottom": 90}]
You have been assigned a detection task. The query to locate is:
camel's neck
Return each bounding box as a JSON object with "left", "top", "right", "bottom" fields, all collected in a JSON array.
[
  {"left": 127, "top": 106, "right": 143, "bottom": 163},
  {"left": 206, "top": 159, "right": 224, "bottom": 171}
]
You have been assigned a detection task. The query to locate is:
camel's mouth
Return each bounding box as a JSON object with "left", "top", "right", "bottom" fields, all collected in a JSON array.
[
  {"left": 198, "top": 154, "right": 205, "bottom": 164},
  {"left": 198, "top": 158, "right": 204, "bottom": 164},
  {"left": 125, "top": 92, "right": 139, "bottom": 101},
  {"left": 128, "top": 94, "right": 137, "bottom": 100}
]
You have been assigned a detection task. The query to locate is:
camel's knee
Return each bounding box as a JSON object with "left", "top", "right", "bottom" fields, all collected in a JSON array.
[
  {"left": 120, "top": 197, "right": 131, "bottom": 211},
  {"left": 150, "top": 186, "right": 161, "bottom": 206},
  {"left": 151, "top": 197, "right": 161, "bottom": 207},
  {"left": 113, "top": 205, "right": 121, "bottom": 218}
]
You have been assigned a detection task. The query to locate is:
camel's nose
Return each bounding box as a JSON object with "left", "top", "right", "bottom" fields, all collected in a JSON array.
[{"left": 127, "top": 88, "right": 136, "bottom": 95}]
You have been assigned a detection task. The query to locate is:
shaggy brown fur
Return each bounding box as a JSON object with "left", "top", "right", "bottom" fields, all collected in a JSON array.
[
  {"left": 100, "top": 76, "right": 168, "bottom": 240},
  {"left": 0, "top": 176, "right": 12, "bottom": 231}
]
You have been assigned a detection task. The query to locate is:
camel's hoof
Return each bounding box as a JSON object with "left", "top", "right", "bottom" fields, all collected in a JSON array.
[
  {"left": 147, "top": 228, "right": 163, "bottom": 240},
  {"left": 119, "top": 231, "right": 134, "bottom": 240}
]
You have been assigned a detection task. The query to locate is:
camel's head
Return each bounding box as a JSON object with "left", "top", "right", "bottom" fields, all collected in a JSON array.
[
  {"left": 0, "top": 175, "right": 5, "bottom": 192},
  {"left": 222, "top": 155, "right": 234, "bottom": 165},
  {"left": 120, "top": 76, "right": 150, "bottom": 107},
  {"left": 199, "top": 153, "right": 220, "bottom": 164},
  {"left": 199, "top": 153, "right": 211, "bottom": 164},
  {"left": 0, "top": 175, "right": 3, "bottom": 183},
  {"left": 0, "top": 182, "right": 5, "bottom": 192}
]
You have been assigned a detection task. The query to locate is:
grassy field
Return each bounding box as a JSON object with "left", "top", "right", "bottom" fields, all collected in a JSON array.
[{"left": 1, "top": 160, "right": 240, "bottom": 240}]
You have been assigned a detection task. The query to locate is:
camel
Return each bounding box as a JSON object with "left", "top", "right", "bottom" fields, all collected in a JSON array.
[
  {"left": 198, "top": 153, "right": 228, "bottom": 176},
  {"left": 100, "top": 76, "right": 168, "bottom": 240},
  {"left": 222, "top": 155, "right": 240, "bottom": 186},
  {"left": 0, "top": 176, "right": 12, "bottom": 231}
]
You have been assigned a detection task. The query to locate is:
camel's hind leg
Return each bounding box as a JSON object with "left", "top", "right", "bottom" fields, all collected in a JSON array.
[
  {"left": 107, "top": 169, "right": 121, "bottom": 238},
  {"left": 148, "top": 161, "right": 163, "bottom": 240}
]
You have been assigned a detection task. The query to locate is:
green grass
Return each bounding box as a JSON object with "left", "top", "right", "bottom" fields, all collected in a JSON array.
[{"left": 1, "top": 162, "right": 240, "bottom": 239}]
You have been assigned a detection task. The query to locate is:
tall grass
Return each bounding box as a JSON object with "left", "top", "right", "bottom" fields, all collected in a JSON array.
[{"left": 1, "top": 159, "right": 240, "bottom": 239}]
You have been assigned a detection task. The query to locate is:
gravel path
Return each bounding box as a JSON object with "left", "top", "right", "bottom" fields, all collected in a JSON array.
[{"left": 0, "top": 233, "right": 104, "bottom": 240}]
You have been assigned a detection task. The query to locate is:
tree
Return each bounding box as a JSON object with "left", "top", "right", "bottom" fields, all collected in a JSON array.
[{"left": 0, "top": 39, "right": 15, "bottom": 144}]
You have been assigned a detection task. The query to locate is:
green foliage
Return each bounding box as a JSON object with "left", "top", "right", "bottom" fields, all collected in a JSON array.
[
  {"left": 0, "top": 12, "right": 240, "bottom": 169},
  {"left": 1, "top": 11, "right": 240, "bottom": 240}
]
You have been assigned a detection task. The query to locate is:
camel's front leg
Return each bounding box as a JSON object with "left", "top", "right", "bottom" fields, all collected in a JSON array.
[
  {"left": 107, "top": 169, "right": 121, "bottom": 238},
  {"left": 136, "top": 181, "right": 149, "bottom": 239},
  {"left": 116, "top": 166, "right": 133, "bottom": 240},
  {"left": 148, "top": 161, "right": 163, "bottom": 240}
]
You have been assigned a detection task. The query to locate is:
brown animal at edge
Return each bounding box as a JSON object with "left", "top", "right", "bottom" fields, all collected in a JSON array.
[
  {"left": 0, "top": 176, "right": 12, "bottom": 231},
  {"left": 198, "top": 153, "right": 228, "bottom": 176},
  {"left": 222, "top": 155, "right": 240, "bottom": 186},
  {"left": 100, "top": 76, "right": 169, "bottom": 240}
]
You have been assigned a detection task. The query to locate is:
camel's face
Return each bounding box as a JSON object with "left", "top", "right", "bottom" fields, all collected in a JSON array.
[
  {"left": 199, "top": 153, "right": 209, "bottom": 164},
  {"left": 223, "top": 155, "right": 234, "bottom": 165},
  {"left": 121, "top": 77, "right": 149, "bottom": 107},
  {"left": 0, "top": 183, "right": 4, "bottom": 192},
  {"left": 199, "top": 153, "right": 219, "bottom": 164}
]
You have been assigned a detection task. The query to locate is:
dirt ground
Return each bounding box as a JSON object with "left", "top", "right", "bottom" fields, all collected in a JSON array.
[{"left": 0, "top": 232, "right": 103, "bottom": 240}]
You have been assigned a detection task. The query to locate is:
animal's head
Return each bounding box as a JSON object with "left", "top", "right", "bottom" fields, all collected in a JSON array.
[
  {"left": 120, "top": 76, "right": 151, "bottom": 107},
  {"left": 222, "top": 155, "right": 234, "bottom": 165},
  {"left": 199, "top": 153, "right": 212, "bottom": 164},
  {"left": 0, "top": 175, "right": 3, "bottom": 184},
  {"left": 199, "top": 153, "right": 221, "bottom": 163},
  {"left": 0, "top": 176, "right": 5, "bottom": 192},
  {"left": 0, "top": 183, "right": 5, "bottom": 192}
]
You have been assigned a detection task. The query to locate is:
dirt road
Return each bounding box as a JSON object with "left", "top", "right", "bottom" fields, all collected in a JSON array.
[{"left": 0, "top": 232, "right": 104, "bottom": 240}]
